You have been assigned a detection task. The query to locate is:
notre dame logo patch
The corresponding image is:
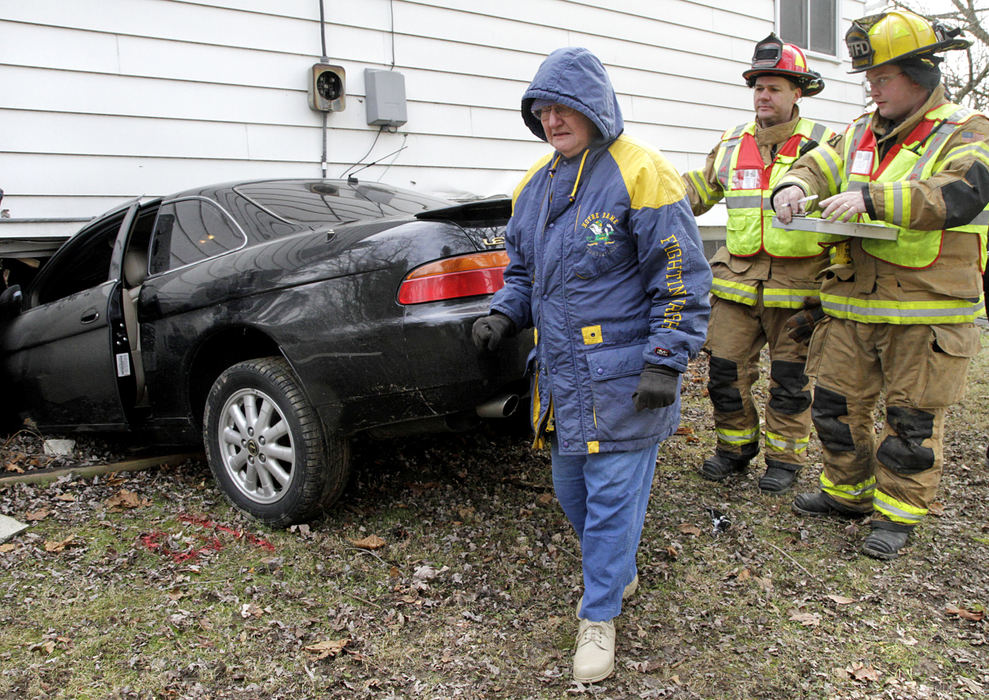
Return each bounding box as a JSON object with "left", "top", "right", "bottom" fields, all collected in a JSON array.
[{"left": 581, "top": 212, "right": 619, "bottom": 257}]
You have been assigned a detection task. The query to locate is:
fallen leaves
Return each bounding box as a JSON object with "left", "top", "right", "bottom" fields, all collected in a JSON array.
[
  {"left": 789, "top": 611, "right": 822, "bottom": 627},
  {"left": 674, "top": 425, "right": 700, "bottom": 443},
  {"left": 957, "top": 676, "right": 985, "bottom": 694},
  {"left": 43, "top": 535, "right": 79, "bottom": 553},
  {"left": 834, "top": 662, "right": 881, "bottom": 683},
  {"left": 677, "top": 523, "right": 702, "bottom": 537},
  {"left": 240, "top": 602, "right": 264, "bottom": 619},
  {"left": 28, "top": 636, "right": 71, "bottom": 655},
  {"left": 945, "top": 604, "right": 985, "bottom": 622},
  {"left": 826, "top": 594, "right": 856, "bottom": 605},
  {"left": 351, "top": 534, "right": 386, "bottom": 550},
  {"left": 105, "top": 489, "right": 151, "bottom": 511},
  {"left": 304, "top": 638, "right": 349, "bottom": 659}
]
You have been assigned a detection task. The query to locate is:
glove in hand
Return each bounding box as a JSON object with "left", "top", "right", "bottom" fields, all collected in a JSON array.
[
  {"left": 471, "top": 312, "right": 515, "bottom": 351},
  {"left": 784, "top": 297, "right": 825, "bottom": 344},
  {"left": 632, "top": 365, "right": 680, "bottom": 411}
]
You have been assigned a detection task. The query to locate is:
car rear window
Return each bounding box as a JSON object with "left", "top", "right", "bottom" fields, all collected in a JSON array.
[
  {"left": 231, "top": 181, "right": 451, "bottom": 226},
  {"left": 149, "top": 198, "right": 247, "bottom": 274}
]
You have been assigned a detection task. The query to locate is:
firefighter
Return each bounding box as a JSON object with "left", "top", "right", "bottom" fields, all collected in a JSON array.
[
  {"left": 682, "top": 35, "right": 837, "bottom": 494},
  {"left": 774, "top": 9, "right": 989, "bottom": 560}
]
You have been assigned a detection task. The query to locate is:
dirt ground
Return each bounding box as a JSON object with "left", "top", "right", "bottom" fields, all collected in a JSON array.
[{"left": 1, "top": 329, "right": 988, "bottom": 699}]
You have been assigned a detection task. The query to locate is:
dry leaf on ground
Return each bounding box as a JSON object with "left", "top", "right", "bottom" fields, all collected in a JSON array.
[
  {"left": 789, "top": 611, "right": 822, "bottom": 627},
  {"left": 43, "top": 535, "right": 77, "bottom": 553},
  {"left": 304, "top": 638, "right": 349, "bottom": 659},
  {"left": 240, "top": 603, "right": 264, "bottom": 619},
  {"left": 678, "top": 523, "right": 703, "bottom": 537},
  {"left": 945, "top": 605, "right": 985, "bottom": 621},
  {"left": 847, "top": 662, "right": 881, "bottom": 683},
  {"left": 351, "top": 534, "right": 387, "bottom": 550},
  {"left": 827, "top": 594, "right": 855, "bottom": 605},
  {"left": 105, "top": 489, "right": 150, "bottom": 510}
]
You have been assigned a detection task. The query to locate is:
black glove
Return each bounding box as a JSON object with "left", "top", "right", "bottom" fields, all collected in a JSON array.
[
  {"left": 471, "top": 312, "right": 516, "bottom": 351},
  {"left": 632, "top": 365, "right": 680, "bottom": 411},
  {"left": 784, "top": 297, "right": 825, "bottom": 344}
]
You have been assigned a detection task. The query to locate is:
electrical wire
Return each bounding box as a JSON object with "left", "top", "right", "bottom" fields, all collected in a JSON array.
[
  {"left": 339, "top": 127, "right": 385, "bottom": 179},
  {"left": 389, "top": 0, "right": 396, "bottom": 69},
  {"left": 376, "top": 133, "right": 408, "bottom": 181},
  {"left": 318, "top": 0, "right": 328, "bottom": 59}
]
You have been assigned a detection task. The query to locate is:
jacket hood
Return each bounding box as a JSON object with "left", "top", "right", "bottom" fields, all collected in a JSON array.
[{"left": 521, "top": 47, "right": 624, "bottom": 149}]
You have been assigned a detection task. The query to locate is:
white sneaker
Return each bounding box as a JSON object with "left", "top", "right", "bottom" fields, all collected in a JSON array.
[
  {"left": 573, "top": 618, "right": 615, "bottom": 683},
  {"left": 575, "top": 574, "right": 638, "bottom": 618}
]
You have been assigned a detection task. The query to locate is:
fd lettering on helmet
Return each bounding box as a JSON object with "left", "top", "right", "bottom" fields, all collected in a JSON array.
[{"left": 846, "top": 25, "right": 874, "bottom": 64}]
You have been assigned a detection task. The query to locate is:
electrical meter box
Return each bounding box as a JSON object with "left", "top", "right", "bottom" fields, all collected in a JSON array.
[
  {"left": 364, "top": 68, "right": 407, "bottom": 128},
  {"left": 309, "top": 63, "right": 346, "bottom": 112}
]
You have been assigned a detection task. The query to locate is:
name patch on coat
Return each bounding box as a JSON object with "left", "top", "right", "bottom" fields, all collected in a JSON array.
[
  {"left": 732, "top": 168, "right": 761, "bottom": 190},
  {"left": 659, "top": 233, "right": 688, "bottom": 330},
  {"left": 851, "top": 150, "right": 874, "bottom": 176},
  {"left": 581, "top": 211, "right": 619, "bottom": 256}
]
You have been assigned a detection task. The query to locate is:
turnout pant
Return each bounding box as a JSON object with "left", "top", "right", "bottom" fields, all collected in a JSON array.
[
  {"left": 704, "top": 295, "right": 813, "bottom": 466},
  {"left": 806, "top": 318, "right": 979, "bottom": 525}
]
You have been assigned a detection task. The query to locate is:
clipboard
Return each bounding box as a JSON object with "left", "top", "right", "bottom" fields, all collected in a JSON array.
[{"left": 773, "top": 216, "right": 898, "bottom": 240}]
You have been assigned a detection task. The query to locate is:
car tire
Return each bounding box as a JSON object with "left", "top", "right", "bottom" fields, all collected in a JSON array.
[{"left": 203, "top": 357, "right": 349, "bottom": 527}]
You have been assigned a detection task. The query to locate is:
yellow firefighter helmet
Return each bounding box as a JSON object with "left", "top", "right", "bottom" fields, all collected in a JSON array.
[{"left": 845, "top": 9, "right": 970, "bottom": 72}]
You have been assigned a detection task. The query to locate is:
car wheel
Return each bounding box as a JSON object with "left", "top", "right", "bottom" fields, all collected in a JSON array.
[{"left": 203, "top": 357, "right": 349, "bottom": 527}]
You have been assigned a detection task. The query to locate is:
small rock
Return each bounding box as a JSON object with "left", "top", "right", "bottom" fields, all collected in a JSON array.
[{"left": 43, "top": 439, "right": 76, "bottom": 457}]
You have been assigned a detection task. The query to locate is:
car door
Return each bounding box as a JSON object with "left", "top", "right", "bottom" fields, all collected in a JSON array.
[{"left": 0, "top": 204, "right": 139, "bottom": 430}]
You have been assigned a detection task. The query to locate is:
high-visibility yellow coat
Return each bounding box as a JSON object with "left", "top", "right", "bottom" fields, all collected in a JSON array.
[
  {"left": 778, "top": 85, "right": 989, "bottom": 325},
  {"left": 684, "top": 110, "right": 838, "bottom": 309}
]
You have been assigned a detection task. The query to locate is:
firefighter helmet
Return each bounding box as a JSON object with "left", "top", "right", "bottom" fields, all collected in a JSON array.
[
  {"left": 743, "top": 33, "right": 825, "bottom": 96},
  {"left": 845, "top": 9, "right": 970, "bottom": 73}
]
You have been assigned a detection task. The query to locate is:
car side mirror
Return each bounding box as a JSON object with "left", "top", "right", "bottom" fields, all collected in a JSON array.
[{"left": 0, "top": 284, "right": 23, "bottom": 320}]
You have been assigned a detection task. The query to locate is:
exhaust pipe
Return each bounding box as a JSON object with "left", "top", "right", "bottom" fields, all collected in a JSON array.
[{"left": 476, "top": 393, "right": 520, "bottom": 418}]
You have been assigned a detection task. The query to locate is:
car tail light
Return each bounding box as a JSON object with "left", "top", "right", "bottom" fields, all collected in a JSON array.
[{"left": 398, "top": 250, "right": 509, "bottom": 305}]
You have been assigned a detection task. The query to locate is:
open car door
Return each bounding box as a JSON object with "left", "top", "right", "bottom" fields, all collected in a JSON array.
[{"left": 0, "top": 203, "right": 141, "bottom": 431}]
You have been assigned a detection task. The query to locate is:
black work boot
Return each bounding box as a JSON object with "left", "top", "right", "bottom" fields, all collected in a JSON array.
[
  {"left": 701, "top": 452, "right": 750, "bottom": 481},
  {"left": 792, "top": 491, "right": 864, "bottom": 518},
  {"left": 862, "top": 519, "right": 913, "bottom": 560},
  {"left": 758, "top": 460, "right": 800, "bottom": 494}
]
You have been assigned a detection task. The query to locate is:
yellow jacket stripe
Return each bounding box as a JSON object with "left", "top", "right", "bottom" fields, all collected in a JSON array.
[
  {"left": 820, "top": 292, "right": 985, "bottom": 324},
  {"left": 711, "top": 278, "right": 759, "bottom": 305}
]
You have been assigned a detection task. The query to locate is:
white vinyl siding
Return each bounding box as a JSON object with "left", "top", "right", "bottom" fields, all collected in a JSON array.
[{"left": 0, "top": 0, "right": 867, "bottom": 241}]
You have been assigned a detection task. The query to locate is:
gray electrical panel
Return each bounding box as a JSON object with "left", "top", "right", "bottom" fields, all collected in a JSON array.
[{"left": 364, "top": 68, "right": 407, "bottom": 128}]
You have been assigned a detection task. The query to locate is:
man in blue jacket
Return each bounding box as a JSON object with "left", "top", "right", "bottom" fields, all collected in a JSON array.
[{"left": 473, "top": 47, "right": 711, "bottom": 683}]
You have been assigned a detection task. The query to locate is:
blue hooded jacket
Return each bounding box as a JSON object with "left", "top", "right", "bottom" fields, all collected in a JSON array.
[{"left": 491, "top": 47, "right": 712, "bottom": 455}]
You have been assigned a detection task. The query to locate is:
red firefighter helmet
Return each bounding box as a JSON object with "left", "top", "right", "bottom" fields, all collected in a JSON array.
[{"left": 742, "top": 33, "right": 825, "bottom": 97}]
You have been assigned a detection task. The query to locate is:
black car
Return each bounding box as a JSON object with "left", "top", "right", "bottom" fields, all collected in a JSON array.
[{"left": 0, "top": 179, "right": 529, "bottom": 526}]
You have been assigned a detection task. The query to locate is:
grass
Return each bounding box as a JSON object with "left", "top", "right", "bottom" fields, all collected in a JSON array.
[{"left": 2, "top": 328, "right": 989, "bottom": 698}]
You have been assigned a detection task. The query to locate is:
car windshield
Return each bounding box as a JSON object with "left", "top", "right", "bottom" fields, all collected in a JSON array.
[{"left": 231, "top": 181, "right": 451, "bottom": 226}]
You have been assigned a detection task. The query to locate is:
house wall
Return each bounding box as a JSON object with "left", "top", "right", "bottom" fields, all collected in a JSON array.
[{"left": 0, "top": 0, "right": 867, "bottom": 244}]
